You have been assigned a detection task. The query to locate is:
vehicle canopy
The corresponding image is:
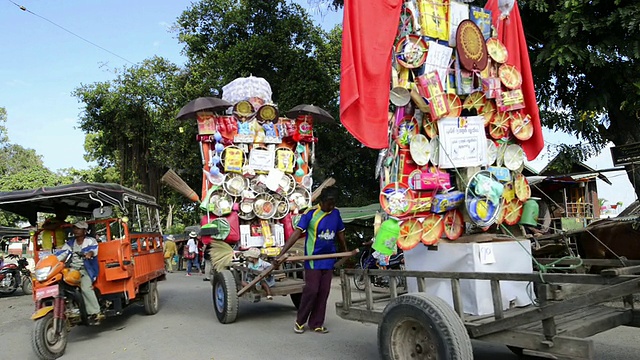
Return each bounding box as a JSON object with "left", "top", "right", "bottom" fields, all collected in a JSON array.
[{"left": 0, "top": 182, "right": 160, "bottom": 225}]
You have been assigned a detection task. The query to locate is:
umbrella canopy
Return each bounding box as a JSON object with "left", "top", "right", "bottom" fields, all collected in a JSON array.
[
  {"left": 286, "top": 104, "right": 335, "bottom": 123},
  {"left": 222, "top": 76, "right": 273, "bottom": 104},
  {"left": 176, "top": 97, "right": 232, "bottom": 120}
]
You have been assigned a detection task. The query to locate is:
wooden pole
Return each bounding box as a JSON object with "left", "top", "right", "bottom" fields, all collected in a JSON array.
[
  {"left": 237, "top": 254, "right": 289, "bottom": 297},
  {"left": 311, "top": 177, "right": 336, "bottom": 202},
  {"left": 285, "top": 250, "right": 357, "bottom": 262},
  {"left": 236, "top": 250, "right": 358, "bottom": 297}
]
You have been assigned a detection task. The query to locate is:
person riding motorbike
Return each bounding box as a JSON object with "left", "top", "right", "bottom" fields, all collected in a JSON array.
[{"left": 58, "top": 221, "right": 102, "bottom": 325}]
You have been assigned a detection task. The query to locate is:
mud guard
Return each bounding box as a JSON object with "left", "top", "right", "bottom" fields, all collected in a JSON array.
[{"left": 31, "top": 306, "right": 54, "bottom": 320}]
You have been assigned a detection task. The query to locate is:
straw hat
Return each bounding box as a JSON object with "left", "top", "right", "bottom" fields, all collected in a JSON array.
[
  {"left": 188, "top": 231, "right": 198, "bottom": 238},
  {"left": 243, "top": 248, "right": 261, "bottom": 259}
]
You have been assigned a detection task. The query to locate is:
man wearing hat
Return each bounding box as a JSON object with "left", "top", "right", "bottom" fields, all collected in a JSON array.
[
  {"left": 164, "top": 235, "right": 178, "bottom": 273},
  {"left": 59, "top": 221, "right": 102, "bottom": 324},
  {"left": 185, "top": 231, "right": 201, "bottom": 276}
]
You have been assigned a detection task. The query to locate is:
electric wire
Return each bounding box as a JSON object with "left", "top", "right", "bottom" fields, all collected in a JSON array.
[{"left": 7, "top": 0, "right": 136, "bottom": 65}]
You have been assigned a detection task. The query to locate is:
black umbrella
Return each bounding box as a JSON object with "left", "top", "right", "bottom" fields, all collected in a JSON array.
[
  {"left": 285, "top": 104, "right": 335, "bottom": 123},
  {"left": 176, "top": 97, "right": 233, "bottom": 120}
]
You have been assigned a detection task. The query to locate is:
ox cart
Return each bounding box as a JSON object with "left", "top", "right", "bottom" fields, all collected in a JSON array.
[{"left": 336, "top": 256, "right": 640, "bottom": 360}]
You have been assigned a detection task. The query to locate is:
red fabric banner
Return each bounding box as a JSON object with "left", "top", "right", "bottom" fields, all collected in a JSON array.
[
  {"left": 485, "top": 0, "right": 544, "bottom": 160},
  {"left": 339, "top": 0, "right": 403, "bottom": 149}
]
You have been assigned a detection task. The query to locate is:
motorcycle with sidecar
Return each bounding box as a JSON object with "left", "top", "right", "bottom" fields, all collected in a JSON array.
[{"left": 0, "top": 183, "right": 166, "bottom": 360}]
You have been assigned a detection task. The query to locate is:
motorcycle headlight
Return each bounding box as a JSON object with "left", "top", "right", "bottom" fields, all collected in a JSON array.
[{"left": 35, "top": 266, "right": 52, "bottom": 281}]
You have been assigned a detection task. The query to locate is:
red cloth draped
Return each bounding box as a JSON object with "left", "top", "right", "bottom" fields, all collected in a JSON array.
[
  {"left": 340, "top": 0, "right": 403, "bottom": 149},
  {"left": 485, "top": 0, "right": 543, "bottom": 160}
]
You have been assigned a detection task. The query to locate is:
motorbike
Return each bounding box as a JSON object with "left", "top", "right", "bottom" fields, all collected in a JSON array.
[
  {"left": 32, "top": 251, "right": 103, "bottom": 360},
  {"left": 353, "top": 245, "right": 405, "bottom": 291},
  {"left": 0, "top": 253, "right": 33, "bottom": 295}
]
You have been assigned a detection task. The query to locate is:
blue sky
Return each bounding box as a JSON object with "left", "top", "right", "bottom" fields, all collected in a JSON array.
[{"left": 0, "top": 0, "right": 635, "bottom": 208}]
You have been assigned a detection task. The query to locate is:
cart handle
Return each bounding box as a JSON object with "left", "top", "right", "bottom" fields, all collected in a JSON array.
[
  {"left": 236, "top": 250, "right": 359, "bottom": 297},
  {"left": 237, "top": 254, "right": 290, "bottom": 297},
  {"left": 285, "top": 250, "right": 359, "bottom": 262}
]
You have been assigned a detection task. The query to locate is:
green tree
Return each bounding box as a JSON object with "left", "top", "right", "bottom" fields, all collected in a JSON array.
[
  {"left": 176, "top": 0, "right": 378, "bottom": 205},
  {"left": 74, "top": 56, "right": 200, "bottom": 200},
  {"left": 511, "top": 1, "right": 640, "bottom": 197},
  {"left": 0, "top": 107, "right": 73, "bottom": 226}
]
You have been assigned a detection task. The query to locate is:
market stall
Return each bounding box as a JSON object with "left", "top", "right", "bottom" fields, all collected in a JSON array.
[
  {"left": 172, "top": 77, "right": 355, "bottom": 323},
  {"left": 340, "top": 0, "right": 545, "bottom": 315},
  {"left": 175, "top": 76, "right": 333, "bottom": 257}
]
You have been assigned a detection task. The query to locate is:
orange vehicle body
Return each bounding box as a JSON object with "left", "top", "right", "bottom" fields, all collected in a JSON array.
[{"left": 31, "top": 218, "right": 166, "bottom": 303}]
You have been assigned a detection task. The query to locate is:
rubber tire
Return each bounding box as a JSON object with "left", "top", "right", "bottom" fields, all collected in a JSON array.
[
  {"left": 32, "top": 312, "right": 67, "bottom": 360},
  {"left": 213, "top": 270, "right": 239, "bottom": 324},
  {"left": 22, "top": 276, "right": 33, "bottom": 295},
  {"left": 0, "top": 275, "right": 18, "bottom": 295},
  {"left": 143, "top": 281, "right": 159, "bottom": 315},
  {"left": 290, "top": 293, "right": 302, "bottom": 310},
  {"left": 378, "top": 293, "right": 473, "bottom": 360},
  {"left": 507, "top": 346, "right": 524, "bottom": 357}
]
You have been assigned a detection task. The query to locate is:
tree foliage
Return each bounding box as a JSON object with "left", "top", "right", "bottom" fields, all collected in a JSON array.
[
  {"left": 515, "top": 0, "right": 640, "bottom": 196},
  {"left": 73, "top": 0, "right": 379, "bottom": 232},
  {"left": 176, "top": 0, "right": 378, "bottom": 205},
  {"left": 0, "top": 107, "right": 73, "bottom": 226},
  {"left": 73, "top": 57, "right": 201, "bottom": 197}
]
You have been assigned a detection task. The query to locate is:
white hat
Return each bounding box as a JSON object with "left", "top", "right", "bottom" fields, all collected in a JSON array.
[
  {"left": 188, "top": 231, "right": 198, "bottom": 238},
  {"left": 243, "top": 248, "right": 261, "bottom": 259},
  {"left": 166, "top": 235, "right": 175, "bottom": 241},
  {"left": 73, "top": 221, "right": 89, "bottom": 229}
]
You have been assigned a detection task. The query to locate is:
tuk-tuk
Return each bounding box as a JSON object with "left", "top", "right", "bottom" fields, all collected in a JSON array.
[{"left": 0, "top": 183, "right": 166, "bottom": 360}]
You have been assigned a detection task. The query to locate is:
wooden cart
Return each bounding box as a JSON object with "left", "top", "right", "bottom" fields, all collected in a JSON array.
[
  {"left": 212, "top": 250, "right": 356, "bottom": 324},
  {"left": 336, "top": 258, "right": 640, "bottom": 360}
]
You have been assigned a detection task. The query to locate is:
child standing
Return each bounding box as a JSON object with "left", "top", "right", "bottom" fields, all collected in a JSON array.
[{"left": 242, "top": 248, "right": 274, "bottom": 300}]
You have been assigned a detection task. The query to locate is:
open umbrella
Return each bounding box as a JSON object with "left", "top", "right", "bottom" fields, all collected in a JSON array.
[
  {"left": 286, "top": 104, "right": 335, "bottom": 123},
  {"left": 176, "top": 97, "right": 233, "bottom": 120}
]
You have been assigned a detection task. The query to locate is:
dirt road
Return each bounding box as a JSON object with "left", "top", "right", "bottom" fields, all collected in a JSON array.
[{"left": 1, "top": 272, "right": 639, "bottom": 359}]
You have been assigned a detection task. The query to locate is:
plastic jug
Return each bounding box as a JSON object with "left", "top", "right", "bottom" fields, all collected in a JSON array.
[{"left": 373, "top": 218, "right": 400, "bottom": 256}]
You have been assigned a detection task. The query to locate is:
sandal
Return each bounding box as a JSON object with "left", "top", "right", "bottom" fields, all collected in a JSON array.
[
  {"left": 293, "top": 322, "right": 305, "bottom": 334},
  {"left": 313, "top": 326, "right": 329, "bottom": 334}
]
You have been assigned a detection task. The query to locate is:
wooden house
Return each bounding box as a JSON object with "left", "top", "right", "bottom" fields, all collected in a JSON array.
[{"left": 524, "top": 157, "right": 611, "bottom": 232}]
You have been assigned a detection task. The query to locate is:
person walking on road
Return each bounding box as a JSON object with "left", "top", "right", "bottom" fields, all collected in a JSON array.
[
  {"left": 185, "top": 231, "right": 201, "bottom": 276},
  {"left": 164, "top": 235, "right": 177, "bottom": 273},
  {"left": 276, "top": 187, "right": 348, "bottom": 334},
  {"left": 0, "top": 238, "right": 8, "bottom": 254}
]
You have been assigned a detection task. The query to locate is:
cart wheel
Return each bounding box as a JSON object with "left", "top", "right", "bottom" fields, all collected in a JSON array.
[
  {"left": 213, "top": 270, "right": 239, "bottom": 324},
  {"left": 290, "top": 293, "right": 302, "bottom": 310},
  {"left": 143, "top": 280, "right": 159, "bottom": 315},
  {"left": 378, "top": 293, "right": 472, "bottom": 360}
]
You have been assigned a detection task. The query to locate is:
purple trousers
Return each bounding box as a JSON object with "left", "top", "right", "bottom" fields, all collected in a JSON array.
[{"left": 296, "top": 269, "right": 333, "bottom": 328}]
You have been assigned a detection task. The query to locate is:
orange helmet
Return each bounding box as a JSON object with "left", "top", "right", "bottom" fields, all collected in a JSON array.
[{"left": 62, "top": 268, "right": 81, "bottom": 287}]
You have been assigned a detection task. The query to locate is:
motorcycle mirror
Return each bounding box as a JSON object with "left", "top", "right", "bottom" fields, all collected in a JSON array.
[{"left": 92, "top": 206, "right": 113, "bottom": 219}]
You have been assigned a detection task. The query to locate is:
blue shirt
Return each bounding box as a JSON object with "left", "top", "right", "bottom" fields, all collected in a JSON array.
[
  {"left": 296, "top": 206, "right": 345, "bottom": 270},
  {"left": 60, "top": 238, "right": 99, "bottom": 282}
]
